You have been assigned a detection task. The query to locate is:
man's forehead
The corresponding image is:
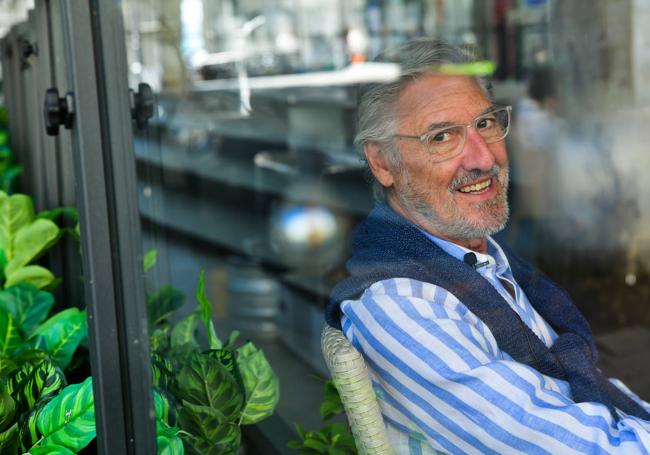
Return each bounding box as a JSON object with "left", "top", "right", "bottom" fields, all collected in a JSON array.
[{"left": 395, "top": 74, "right": 491, "bottom": 125}]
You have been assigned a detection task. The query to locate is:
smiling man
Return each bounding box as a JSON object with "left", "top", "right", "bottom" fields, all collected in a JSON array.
[{"left": 325, "top": 39, "right": 650, "bottom": 454}]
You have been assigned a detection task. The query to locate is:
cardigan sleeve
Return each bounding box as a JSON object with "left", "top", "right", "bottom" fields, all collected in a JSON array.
[{"left": 341, "top": 278, "right": 650, "bottom": 455}]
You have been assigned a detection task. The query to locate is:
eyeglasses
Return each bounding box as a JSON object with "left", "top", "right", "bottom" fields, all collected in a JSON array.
[{"left": 393, "top": 105, "right": 512, "bottom": 162}]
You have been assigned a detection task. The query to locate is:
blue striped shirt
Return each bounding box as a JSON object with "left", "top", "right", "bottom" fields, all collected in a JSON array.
[{"left": 340, "top": 235, "right": 650, "bottom": 454}]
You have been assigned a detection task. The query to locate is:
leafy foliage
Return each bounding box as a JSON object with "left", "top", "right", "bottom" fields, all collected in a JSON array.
[
  {"left": 33, "top": 376, "right": 95, "bottom": 451},
  {"left": 148, "top": 267, "right": 280, "bottom": 454},
  {"left": 0, "top": 191, "right": 62, "bottom": 290},
  {"left": 289, "top": 380, "right": 357, "bottom": 454}
]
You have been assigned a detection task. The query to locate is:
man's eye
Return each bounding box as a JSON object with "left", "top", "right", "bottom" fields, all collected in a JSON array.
[
  {"left": 427, "top": 129, "right": 455, "bottom": 143},
  {"left": 476, "top": 116, "right": 496, "bottom": 129}
]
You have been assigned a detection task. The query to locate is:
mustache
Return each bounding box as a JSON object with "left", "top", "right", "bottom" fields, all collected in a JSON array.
[{"left": 448, "top": 165, "right": 502, "bottom": 191}]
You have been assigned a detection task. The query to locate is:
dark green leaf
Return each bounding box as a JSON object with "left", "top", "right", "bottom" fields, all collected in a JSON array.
[
  {"left": 10, "top": 358, "right": 66, "bottom": 413},
  {"left": 35, "top": 207, "right": 79, "bottom": 225},
  {"left": 20, "top": 398, "right": 49, "bottom": 450},
  {"left": 0, "top": 353, "right": 18, "bottom": 376},
  {"left": 0, "top": 386, "right": 16, "bottom": 432},
  {"left": 35, "top": 376, "right": 95, "bottom": 451},
  {"left": 179, "top": 402, "right": 240, "bottom": 455},
  {"left": 144, "top": 249, "right": 157, "bottom": 273},
  {"left": 0, "top": 311, "right": 21, "bottom": 356},
  {"left": 12, "top": 349, "right": 48, "bottom": 367},
  {"left": 0, "top": 248, "right": 6, "bottom": 282},
  {"left": 0, "top": 284, "right": 55, "bottom": 337},
  {"left": 236, "top": 342, "right": 279, "bottom": 425},
  {"left": 320, "top": 380, "right": 345, "bottom": 421},
  {"left": 28, "top": 308, "right": 88, "bottom": 370},
  {"left": 153, "top": 389, "right": 177, "bottom": 428},
  {"left": 151, "top": 323, "right": 171, "bottom": 354},
  {"left": 148, "top": 286, "right": 185, "bottom": 328},
  {"left": 176, "top": 353, "right": 244, "bottom": 422},
  {"left": 195, "top": 269, "right": 221, "bottom": 350},
  {"left": 151, "top": 352, "right": 174, "bottom": 390},
  {"left": 0, "top": 422, "right": 19, "bottom": 453},
  {"left": 222, "top": 330, "right": 240, "bottom": 351}
]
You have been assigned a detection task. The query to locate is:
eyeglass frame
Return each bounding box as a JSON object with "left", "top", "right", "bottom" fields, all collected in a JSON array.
[{"left": 391, "top": 105, "right": 513, "bottom": 162}]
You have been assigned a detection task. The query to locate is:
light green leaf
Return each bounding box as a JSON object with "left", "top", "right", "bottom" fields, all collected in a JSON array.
[
  {"left": 176, "top": 352, "right": 243, "bottom": 422},
  {"left": 144, "top": 249, "right": 158, "bottom": 273},
  {"left": 10, "top": 358, "right": 66, "bottom": 413},
  {"left": 29, "top": 308, "right": 88, "bottom": 370},
  {"left": 28, "top": 444, "right": 77, "bottom": 454},
  {"left": 5, "top": 218, "right": 59, "bottom": 275},
  {"left": 236, "top": 342, "right": 279, "bottom": 425},
  {"left": 170, "top": 312, "right": 199, "bottom": 349},
  {"left": 179, "top": 402, "right": 240, "bottom": 455},
  {"left": 0, "top": 193, "right": 34, "bottom": 259},
  {"left": 35, "top": 377, "right": 95, "bottom": 452},
  {"left": 195, "top": 269, "right": 221, "bottom": 350},
  {"left": 0, "top": 311, "right": 21, "bottom": 356},
  {"left": 320, "top": 380, "right": 345, "bottom": 421},
  {"left": 150, "top": 324, "right": 171, "bottom": 353},
  {"left": 148, "top": 286, "right": 185, "bottom": 328},
  {"left": 4, "top": 265, "right": 55, "bottom": 290},
  {"left": 0, "top": 284, "right": 55, "bottom": 337}
]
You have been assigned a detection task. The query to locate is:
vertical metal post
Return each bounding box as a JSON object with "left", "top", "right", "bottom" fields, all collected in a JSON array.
[{"left": 58, "top": 0, "right": 157, "bottom": 453}]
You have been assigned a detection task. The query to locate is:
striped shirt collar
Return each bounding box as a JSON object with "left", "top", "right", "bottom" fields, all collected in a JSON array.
[{"left": 416, "top": 228, "right": 510, "bottom": 276}]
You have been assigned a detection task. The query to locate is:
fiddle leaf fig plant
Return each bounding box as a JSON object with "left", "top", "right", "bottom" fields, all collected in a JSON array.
[{"left": 0, "top": 191, "right": 61, "bottom": 290}]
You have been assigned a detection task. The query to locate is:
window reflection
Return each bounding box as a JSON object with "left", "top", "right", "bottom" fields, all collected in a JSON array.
[{"left": 121, "top": 0, "right": 650, "bottom": 442}]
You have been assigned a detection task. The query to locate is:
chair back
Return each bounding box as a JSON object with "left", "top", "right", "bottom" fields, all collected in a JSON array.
[{"left": 321, "top": 325, "right": 394, "bottom": 454}]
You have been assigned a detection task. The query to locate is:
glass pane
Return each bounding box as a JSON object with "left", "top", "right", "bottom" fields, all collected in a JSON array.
[{"left": 119, "top": 0, "right": 650, "bottom": 452}]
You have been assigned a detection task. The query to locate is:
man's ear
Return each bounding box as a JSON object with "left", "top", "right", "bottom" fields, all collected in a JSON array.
[{"left": 364, "top": 142, "right": 396, "bottom": 188}]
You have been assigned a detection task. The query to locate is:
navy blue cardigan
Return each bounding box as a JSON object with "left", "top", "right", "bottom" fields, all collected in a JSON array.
[{"left": 326, "top": 203, "right": 649, "bottom": 420}]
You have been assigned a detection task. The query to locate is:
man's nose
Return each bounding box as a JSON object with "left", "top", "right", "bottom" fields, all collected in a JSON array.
[{"left": 460, "top": 127, "right": 496, "bottom": 171}]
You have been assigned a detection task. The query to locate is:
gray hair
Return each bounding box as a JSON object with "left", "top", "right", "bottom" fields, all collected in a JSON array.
[{"left": 355, "top": 38, "right": 493, "bottom": 200}]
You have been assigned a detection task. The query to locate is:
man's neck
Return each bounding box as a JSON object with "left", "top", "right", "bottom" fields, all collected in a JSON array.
[{"left": 386, "top": 198, "right": 488, "bottom": 254}]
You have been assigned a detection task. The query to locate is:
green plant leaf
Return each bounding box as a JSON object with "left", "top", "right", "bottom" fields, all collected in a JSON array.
[
  {"left": 0, "top": 311, "right": 21, "bottom": 356},
  {"left": 236, "top": 342, "right": 279, "bottom": 425},
  {"left": 152, "top": 352, "right": 174, "bottom": 391},
  {"left": 148, "top": 286, "right": 185, "bottom": 328},
  {"left": 203, "top": 350, "right": 243, "bottom": 394},
  {"left": 12, "top": 349, "right": 48, "bottom": 367},
  {"left": 144, "top": 249, "right": 158, "bottom": 273},
  {"left": 27, "top": 444, "right": 77, "bottom": 454},
  {"left": 170, "top": 312, "right": 200, "bottom": 349},
  {"left": 151, "top": 323, "right": 171, "bottom": 353},
  {"left": 0, "top": 284, "right": 55, "bottom": 337},
  {"left": 35, "top": 207, "right": 79, "bottom": 225},
  {"left": 179, "top": 402, "right": 240, "bottom": 455},
  {"left": 156, "top": 423, "right": 184, "bottom": 455},
  {"left": 0, "top": 248, "right": 6, "bottom": 282},
  {"left": 222, "top": 330, "right": 240, "bottom": 351},
  {"left": 195, "top": 269, "right": 221, "bottom": 350},
  {"left": 0, "top": 386, "right": 16, "bottom": 432},
  {"left": 154, "top": 390, "right": 183, "bottom": 455},
  {"left": 28, "top": 308, "right": 88, "bottom": 370},
  {"left": 5, "top": 265, "right": 55, "bottom": 290},
  {"left": 0, "top": 353, "right": 18, "bottom": 376},
  {"left": 176, "top": 353, "right": 244, "bottom": 422},
  {"left": 35, "top": 376, "right": 95, "bottom": 452},
  {"left": 5, "top": 218, "right": 59, "bottom": 275},
  {"left": 10, "top": 358, "right": 66, "bottom": 413},
  {"left": 0, "top": 193, "right": 35, "bottom": 260},
  {"left": 0, "top": 421, "right": 19, "bottom": 454},
  {"left": 320, "top": 380, "right": 345, "bottom": 421}
]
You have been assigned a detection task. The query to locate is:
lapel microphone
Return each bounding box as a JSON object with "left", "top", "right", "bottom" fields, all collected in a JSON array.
[{"left": 463, "top": 252, "right": 489, "bottom": 270}]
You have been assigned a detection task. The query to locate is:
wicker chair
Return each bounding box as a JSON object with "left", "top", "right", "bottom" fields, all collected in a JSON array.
[{"left": 321, "top": 325, "right": 394, "bottom": 454}]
